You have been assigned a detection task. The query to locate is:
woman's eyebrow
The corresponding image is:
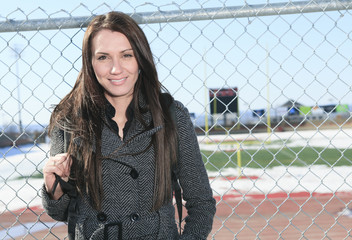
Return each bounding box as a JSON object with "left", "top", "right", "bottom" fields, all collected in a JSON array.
[
  {"left": 95, "top": 51, "right": 109, "bottom": 55},
  {"left": 94, "top": 49, "right": 133, "bottom": 55},
  {"left": 121, "top": 48, "right": 133, "bottom": 53}
]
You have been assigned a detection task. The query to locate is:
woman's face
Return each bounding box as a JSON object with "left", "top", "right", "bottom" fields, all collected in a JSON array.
[{"left": 91, "top": 29, "right": 139, "bottom": 103}]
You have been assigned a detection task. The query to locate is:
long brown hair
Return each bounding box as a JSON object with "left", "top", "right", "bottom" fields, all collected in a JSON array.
[{"left": 49, "top": 11, "right": 177, "bottom": 211}]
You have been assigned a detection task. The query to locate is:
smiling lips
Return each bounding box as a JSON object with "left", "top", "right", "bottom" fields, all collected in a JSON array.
[{"left": 111, "top": 77, "right": 127, "bottom": 84}]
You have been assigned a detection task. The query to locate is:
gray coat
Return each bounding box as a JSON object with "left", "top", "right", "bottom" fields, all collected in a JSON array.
[{"left": 42, "top": 99, "right": 216, "bottom": 239}]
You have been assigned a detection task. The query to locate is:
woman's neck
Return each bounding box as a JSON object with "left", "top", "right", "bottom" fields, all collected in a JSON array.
[{"left": 106, "top": 94, "right": 133, "bottom": 139}]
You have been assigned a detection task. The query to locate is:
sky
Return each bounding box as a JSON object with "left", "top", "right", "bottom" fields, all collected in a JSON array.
[{"left": 1, "top": 0, "right": 352, "bottom": 127}]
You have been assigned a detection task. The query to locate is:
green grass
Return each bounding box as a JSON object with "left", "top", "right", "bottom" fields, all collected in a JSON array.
[
  {"left": 202, "top": 147, "right": 352, "bottom": 172},
  {"left": 15, "top": 172, "right": 43, "bottom": 180}
]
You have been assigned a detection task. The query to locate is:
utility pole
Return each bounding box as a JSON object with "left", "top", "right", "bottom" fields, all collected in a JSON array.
[
  {"left": 203, "top": 49, "right": 209, "bottom": 138},
  {"left": 13, "top": 45, "right": 23, "bottom": 134},
  {"left": 266, "top": 44, "right": 271, "bottom": 143}
]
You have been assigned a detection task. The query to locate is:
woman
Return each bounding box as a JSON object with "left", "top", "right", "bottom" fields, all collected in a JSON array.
[{"left": 42, "top": 11, "right": 216, "bottom": 239}]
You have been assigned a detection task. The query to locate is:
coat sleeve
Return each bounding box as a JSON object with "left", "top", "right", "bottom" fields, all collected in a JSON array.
[
  {"left": 174, "top": 101, "right": 216, "bottom": 239},
  {"left": 41, "top": 126, "right": 71, "bottom": 222}
]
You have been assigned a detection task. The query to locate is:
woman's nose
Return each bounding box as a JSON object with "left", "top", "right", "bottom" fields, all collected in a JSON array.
[{"left": 111, "top": 59, "right": 122, "bottom": 74}]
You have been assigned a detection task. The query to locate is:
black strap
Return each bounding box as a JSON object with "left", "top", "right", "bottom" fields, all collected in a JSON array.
[
  {"left": 51, "top": 126, "right": 74, "bottom": 197},
  {"left": 50, "top": 127, "right": 77, "bottom": 240},
  {"left": 172, "top": 169, "right": 182, "bottom": 234},
  {"left": 51, "top": 174, "right": 77, "bottom": 240},
  {"left": 51, "top": 124, "right": 72, "bottom": 195},
  {"left": 51, "top": 174, "right": 60, "bottom": 197}
]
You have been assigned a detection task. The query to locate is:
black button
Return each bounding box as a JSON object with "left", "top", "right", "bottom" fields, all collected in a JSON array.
[
  {"left": 130, "top": 213, "right": 140, "bottom": 222},
  {"left": 130, "top": 169, "right": 139, "bottom": 179},
  {"left": 97, "top": 212, "right": 107, "bottom": 222}
]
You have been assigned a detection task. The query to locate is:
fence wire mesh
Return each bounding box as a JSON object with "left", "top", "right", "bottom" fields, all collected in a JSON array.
[{"left": 1, "top": 0, "right": 352, "bottom": 239}]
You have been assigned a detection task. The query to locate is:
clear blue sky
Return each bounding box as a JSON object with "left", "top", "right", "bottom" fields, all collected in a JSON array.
[{"left": 1, "top": 0, "right": 352, "bottom": 127}]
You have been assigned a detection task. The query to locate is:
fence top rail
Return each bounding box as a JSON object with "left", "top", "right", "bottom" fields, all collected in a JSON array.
[{"left": 0, "top": 0, "right": 351, "bottom": 32}]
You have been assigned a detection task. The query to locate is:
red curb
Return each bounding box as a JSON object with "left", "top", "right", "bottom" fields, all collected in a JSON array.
[
  {"left": 209, "top": 176, "right": 259, "bottom": 180},
  {"left": 9, "top": 192, "right": 352, "bottom": 213},
  {"left": 214, "top": 191, "right": 352, "bottom": 202},
  {"left": 11, "top": 205, "right": 44, "bottom": 214}
]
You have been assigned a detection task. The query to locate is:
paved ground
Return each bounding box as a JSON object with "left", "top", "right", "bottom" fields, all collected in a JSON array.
[
  {"left": 1, "top": 193, "right": 352, "bottom": 239},
  {"left": 210, "top": 193, "right": 352, "bottom": 239}
]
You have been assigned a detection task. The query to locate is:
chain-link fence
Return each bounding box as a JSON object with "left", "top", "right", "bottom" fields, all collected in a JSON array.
[{"left": 1, "top": 0, "right": 352, "bottom": 239}]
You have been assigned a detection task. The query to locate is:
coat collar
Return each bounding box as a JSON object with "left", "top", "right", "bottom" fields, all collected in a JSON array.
[
  {"left": 102, "top": 92, "right": 162, "bottom": 145},
  {"left": 124, "top": 92, "right": 159, "bottom": 142}
]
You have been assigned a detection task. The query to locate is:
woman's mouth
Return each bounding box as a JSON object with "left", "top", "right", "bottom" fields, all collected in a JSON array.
[{"left": 111, "top": 77, "right": 127, "bottom": 83}]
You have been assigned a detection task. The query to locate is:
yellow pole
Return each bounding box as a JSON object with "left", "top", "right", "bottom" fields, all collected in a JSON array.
[
  {"left": 214, "top": 95, "right": 217, "bottom": 116},
  {"left": 236, "top": 143, "right": 242, "bottom": 178},
  {"left": 212, "top": 95, "right": 217, "bottom": 130}
]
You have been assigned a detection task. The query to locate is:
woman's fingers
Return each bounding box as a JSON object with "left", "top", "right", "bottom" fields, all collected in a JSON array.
[
  {"left": 47, "top": 153, "right": 71, "bottom": 177},
  {"left": 51, "top": 153, "right": 69, "bottom": 166},
  {"left": 43, "top": 153, "right": 72, "bottom": 197}
]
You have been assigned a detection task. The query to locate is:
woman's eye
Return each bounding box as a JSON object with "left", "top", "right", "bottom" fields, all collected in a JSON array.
[
  {"left": 123, "top": 54, "right": 133, "bottom": 58},
  {"left": 97, "top": 55, "right": 107, "bottom": 60}
]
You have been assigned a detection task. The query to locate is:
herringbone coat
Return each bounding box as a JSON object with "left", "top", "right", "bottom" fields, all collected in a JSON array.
[{"left": 42, "top": 97, "right": 216, "bottom": 239}]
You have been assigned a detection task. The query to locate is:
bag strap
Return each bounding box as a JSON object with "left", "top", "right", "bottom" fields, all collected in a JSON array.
[
  {"left": 51, "top": 128, "right": 71, "bottom": 196},
  {"left": 172, "top": 169, "right": 182, "bottom": 234},
  {"left": 50, "top": 128, "right": 77, "bottom": 240}
]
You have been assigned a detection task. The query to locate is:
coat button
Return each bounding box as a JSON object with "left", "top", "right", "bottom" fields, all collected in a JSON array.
[
  {"left": 130, "top": 212, "right": 140, "bottom": 222},
  {"left": 130, "top": 169, "right": 139, "bottom": 179},
  {"left": 97, "top": 212, "right": 107, "bottom": 222}
]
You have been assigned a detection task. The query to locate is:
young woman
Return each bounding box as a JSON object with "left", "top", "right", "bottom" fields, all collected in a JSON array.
[{"left": 42, "top": 11, "right": 216, "bottom": 240}]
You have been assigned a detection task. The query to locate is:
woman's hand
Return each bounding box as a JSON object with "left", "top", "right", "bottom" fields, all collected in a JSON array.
[{"left": 43, "top": 153, "right": 72, "bottom": 200}]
